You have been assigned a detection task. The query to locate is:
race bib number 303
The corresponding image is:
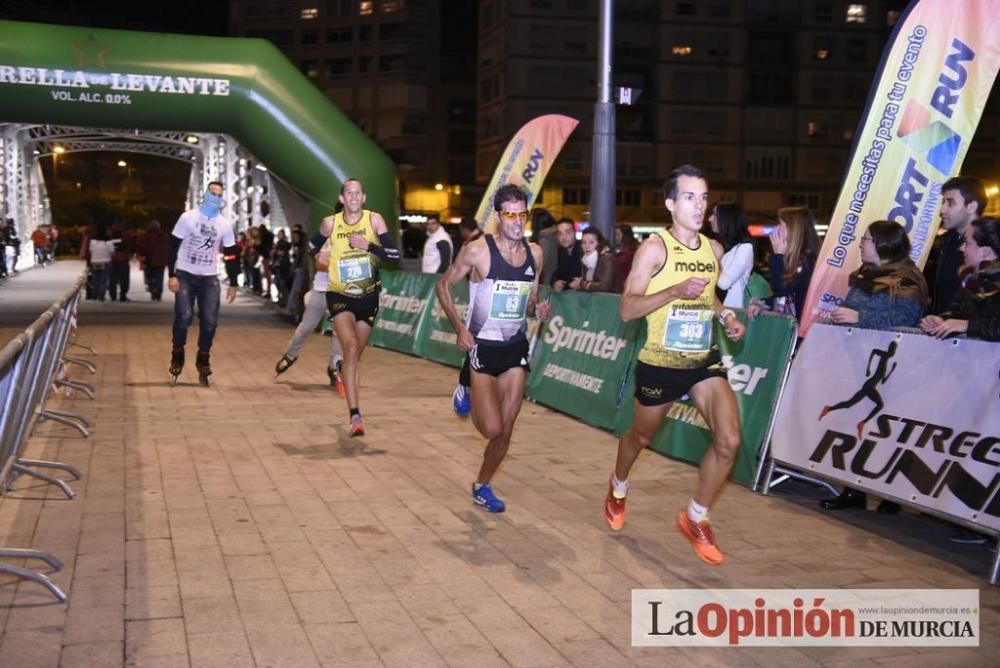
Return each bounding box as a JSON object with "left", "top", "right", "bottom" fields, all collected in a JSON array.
[
  {"left": 663, "top": 307, "right": 713, "bottom": 352},
  {"left": 489, "top": 280, "right": 531, "bottom": 321}
]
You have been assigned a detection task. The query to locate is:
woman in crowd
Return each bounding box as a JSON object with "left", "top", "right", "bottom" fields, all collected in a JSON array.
[
  {"left": 921, "top": 216, "right": 1000, "bottom": 341},
  {"left": 709, "top": 201, "right": 754, "bottom": 308},
  {"left": 614, "top": 223, "right": 638, "bottom": 292},
  {"left": 767, "top": 206, "right": 820, "bottom": 320},
  {"left": 571, "top": 226, "right": 618, "bottom": 293},
  {"left": 87, "top": 221, "right": 114, "bottom": 302},
  {"left": 821, "top": 219, "right": 929, "bottom": 513},
  {"left": 830, "top": 220, "right": 929, "bottom": 329}
]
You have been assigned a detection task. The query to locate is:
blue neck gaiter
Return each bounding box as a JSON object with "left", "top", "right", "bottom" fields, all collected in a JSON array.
[{"left": 199, "top": 191, "right": 224, "bottom": 218}]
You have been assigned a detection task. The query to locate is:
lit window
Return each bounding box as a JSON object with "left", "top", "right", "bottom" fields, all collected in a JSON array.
[
  {"left": 301, "top": 7, "right": 319, "bottom": 19},
  {"left": 672, "top": 45, "right": 693, "bottom": 56},
  {"left": 815, "top": 49, "right": 829, "bottom": 60},
  {"left": 359, "top": 1, "right": 373, "bottom": 15},
  {"left": 846, "top": 4, "right": 867, "bottom": 23},
  {"left": 382, "top": 0, "right": 402, "bottom": 11},
  {"left": 887, "top": 10, "right": 901, "bottom": 26},
  {"left": 301, "top": 60, "right": 320, "bottom": 79}
]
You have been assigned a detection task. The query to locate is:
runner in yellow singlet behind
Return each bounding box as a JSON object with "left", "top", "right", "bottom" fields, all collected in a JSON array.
[
  {"left": 604, "top": 164, "right": 746, "bottom": 565},
  {"left": 325, "top": 178, "right": 400, "bottom": 437}
]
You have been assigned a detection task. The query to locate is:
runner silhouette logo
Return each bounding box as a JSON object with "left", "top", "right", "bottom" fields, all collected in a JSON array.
[{"left": 818, "top": 340, "right": 899, "bottom": 440}]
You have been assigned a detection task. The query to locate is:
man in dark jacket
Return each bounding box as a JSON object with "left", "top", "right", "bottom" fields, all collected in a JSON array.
[
  {"left": 138, "top": 220, "right": 169, "bottom": 301},
  {"left": 258, "top": 223, "right": 275, "bottom": 299},
  {"left": 532, "top": 209, "right": 559, "bottom": 286},
  {"left": 551, "top": 217, "right": 582, "bottom": 291},
  {"left": 925, "top": 175, "right": 987, "bottom": 314},
  {"left": 109, "top": 222, "right": 132, "bottom": 302}
]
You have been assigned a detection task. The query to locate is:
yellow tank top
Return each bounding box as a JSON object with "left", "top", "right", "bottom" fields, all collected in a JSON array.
[
  {"left": 638, "top": 230, "right": 720, "bottom": 369},
  {"left": 326, "top": 209, "right": 381, "bottom": 296}
]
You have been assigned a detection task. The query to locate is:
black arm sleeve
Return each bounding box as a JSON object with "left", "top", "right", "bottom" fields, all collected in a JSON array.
[
  {"left": 436, "top": 240, "right": 452, "bottom": 273},
  {"left": 368, "top": 232, "right": 401, "bottom": 263},
  {"left": 222, "top": 244, "right": 240, "bottom": 286},
  {"left": 167, "top": 235, "right": 182, "bottom": 277}
]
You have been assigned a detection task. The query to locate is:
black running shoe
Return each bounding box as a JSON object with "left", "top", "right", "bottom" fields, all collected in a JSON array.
[{"left": 275, "top": 354, "right": 297, "bottom": 376}]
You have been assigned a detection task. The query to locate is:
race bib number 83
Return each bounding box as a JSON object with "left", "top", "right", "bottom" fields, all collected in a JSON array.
[{"left": 489, "top": 280, "right": 530, "bottom": 321}]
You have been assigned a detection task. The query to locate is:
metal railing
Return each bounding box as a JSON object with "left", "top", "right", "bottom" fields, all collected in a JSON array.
[{"left": 0, "top": 269, "right": 96, "bottom": 602}]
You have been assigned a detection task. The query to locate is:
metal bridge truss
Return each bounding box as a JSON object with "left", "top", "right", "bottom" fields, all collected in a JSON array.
[{"left": 0, "top": 124, "right": 286, "bottom": 268}]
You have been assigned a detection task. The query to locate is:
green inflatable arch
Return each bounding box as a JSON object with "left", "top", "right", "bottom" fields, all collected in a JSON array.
[{"left": 0, "top": 20, "right": 397, "bottom": 234}]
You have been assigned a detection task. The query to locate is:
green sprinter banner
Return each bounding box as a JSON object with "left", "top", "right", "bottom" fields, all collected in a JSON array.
[
  {"left": 370, "top": 271, "right": 436, "bottom": 355},
  {"left": 526, "top": 290, "right": 642, "bottom": 431},
  {"left": 615, "top": 312, "right": 797, "bottom": 486},
  {"left": 413, "top": 280, "right": 468, "bottom": 368}
]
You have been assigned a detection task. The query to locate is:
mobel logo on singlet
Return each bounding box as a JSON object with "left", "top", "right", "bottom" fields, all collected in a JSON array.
[{"left": 673, "top": 260, "right": 716, "bottom": 273}]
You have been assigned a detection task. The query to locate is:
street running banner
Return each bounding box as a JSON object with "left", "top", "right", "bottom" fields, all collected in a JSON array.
[
  {"left": 769, "top": 324, "right": 1000, "bottom": 533},
  {"left": 475, "top": 114, "right": 579, "bottom": 235},
  {"left": 801, "top": 0, "right": 1000, "bottom": 336},
  {"left": 616, "top": 313, "right": 798, "bottom": 487}
]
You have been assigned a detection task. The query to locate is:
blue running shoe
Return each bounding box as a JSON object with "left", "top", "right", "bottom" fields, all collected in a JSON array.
[
  {"left": 472, "top": 483, "right": 506, "bottom": 513},
  {"left": 453, "top": 384, "right": 471, "bottom": 418}
]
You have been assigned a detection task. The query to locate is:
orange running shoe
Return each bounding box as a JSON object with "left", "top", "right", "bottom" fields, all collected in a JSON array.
[
  {"left": 676, "top": 510, "right": 724, "bottom": 565},
  {"left": 348, "top": 415, "right": 365, "bottom": 437},
  {"left": 604, "top": 477, "right": 626, "bottom": 531},
  {"left": 329, "top": 366, "right": 346, "bottom": 398}
]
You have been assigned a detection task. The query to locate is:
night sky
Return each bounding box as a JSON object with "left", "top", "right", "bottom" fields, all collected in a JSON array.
[{"left": 0, "top": 0, "right": 229, "bottom": 35}]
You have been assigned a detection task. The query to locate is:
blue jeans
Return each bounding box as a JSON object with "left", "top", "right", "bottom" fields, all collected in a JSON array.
[
  {"left": 91, "top": 263, "right": 110, "bottom": 301},
  {"left": 172, "top": 270, "right": 221, "bottom": 351},
  {"left": 145, "top": 266, "right": 165, "bottom": 299}
]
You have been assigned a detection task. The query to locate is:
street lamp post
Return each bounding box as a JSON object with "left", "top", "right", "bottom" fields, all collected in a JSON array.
[
  {"left": 52, "top": 145, "right": 65, "bottom": 187},
  {"left": 589, "top": 0, "right": 616, "bottom": 249},
  {"left": 118, "top": 159, "right": 134, "bottom": 200}
]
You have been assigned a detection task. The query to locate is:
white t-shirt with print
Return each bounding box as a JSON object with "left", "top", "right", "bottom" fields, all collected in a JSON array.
[{"left": 172, "top": 209, "right": 236, "bottom": 276}]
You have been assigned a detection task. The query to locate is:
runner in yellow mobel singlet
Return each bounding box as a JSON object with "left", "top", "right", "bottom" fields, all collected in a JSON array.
[
  {"left": 603, "top": 164, "right": 747, "bottom": 566},
  {"left": 639, "top": 229, "right": 721, "bottom": 370},
  {"left": 327, "top": 209, "right": 380, "bottom": 297},
  {"left": 323, "top": 178, "right": 401, "bottom": 438}
]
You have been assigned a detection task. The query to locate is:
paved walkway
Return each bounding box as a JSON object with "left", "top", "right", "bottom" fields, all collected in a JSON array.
[{"left": 0, "top": 261, "right": 997, "bottom": 667}]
